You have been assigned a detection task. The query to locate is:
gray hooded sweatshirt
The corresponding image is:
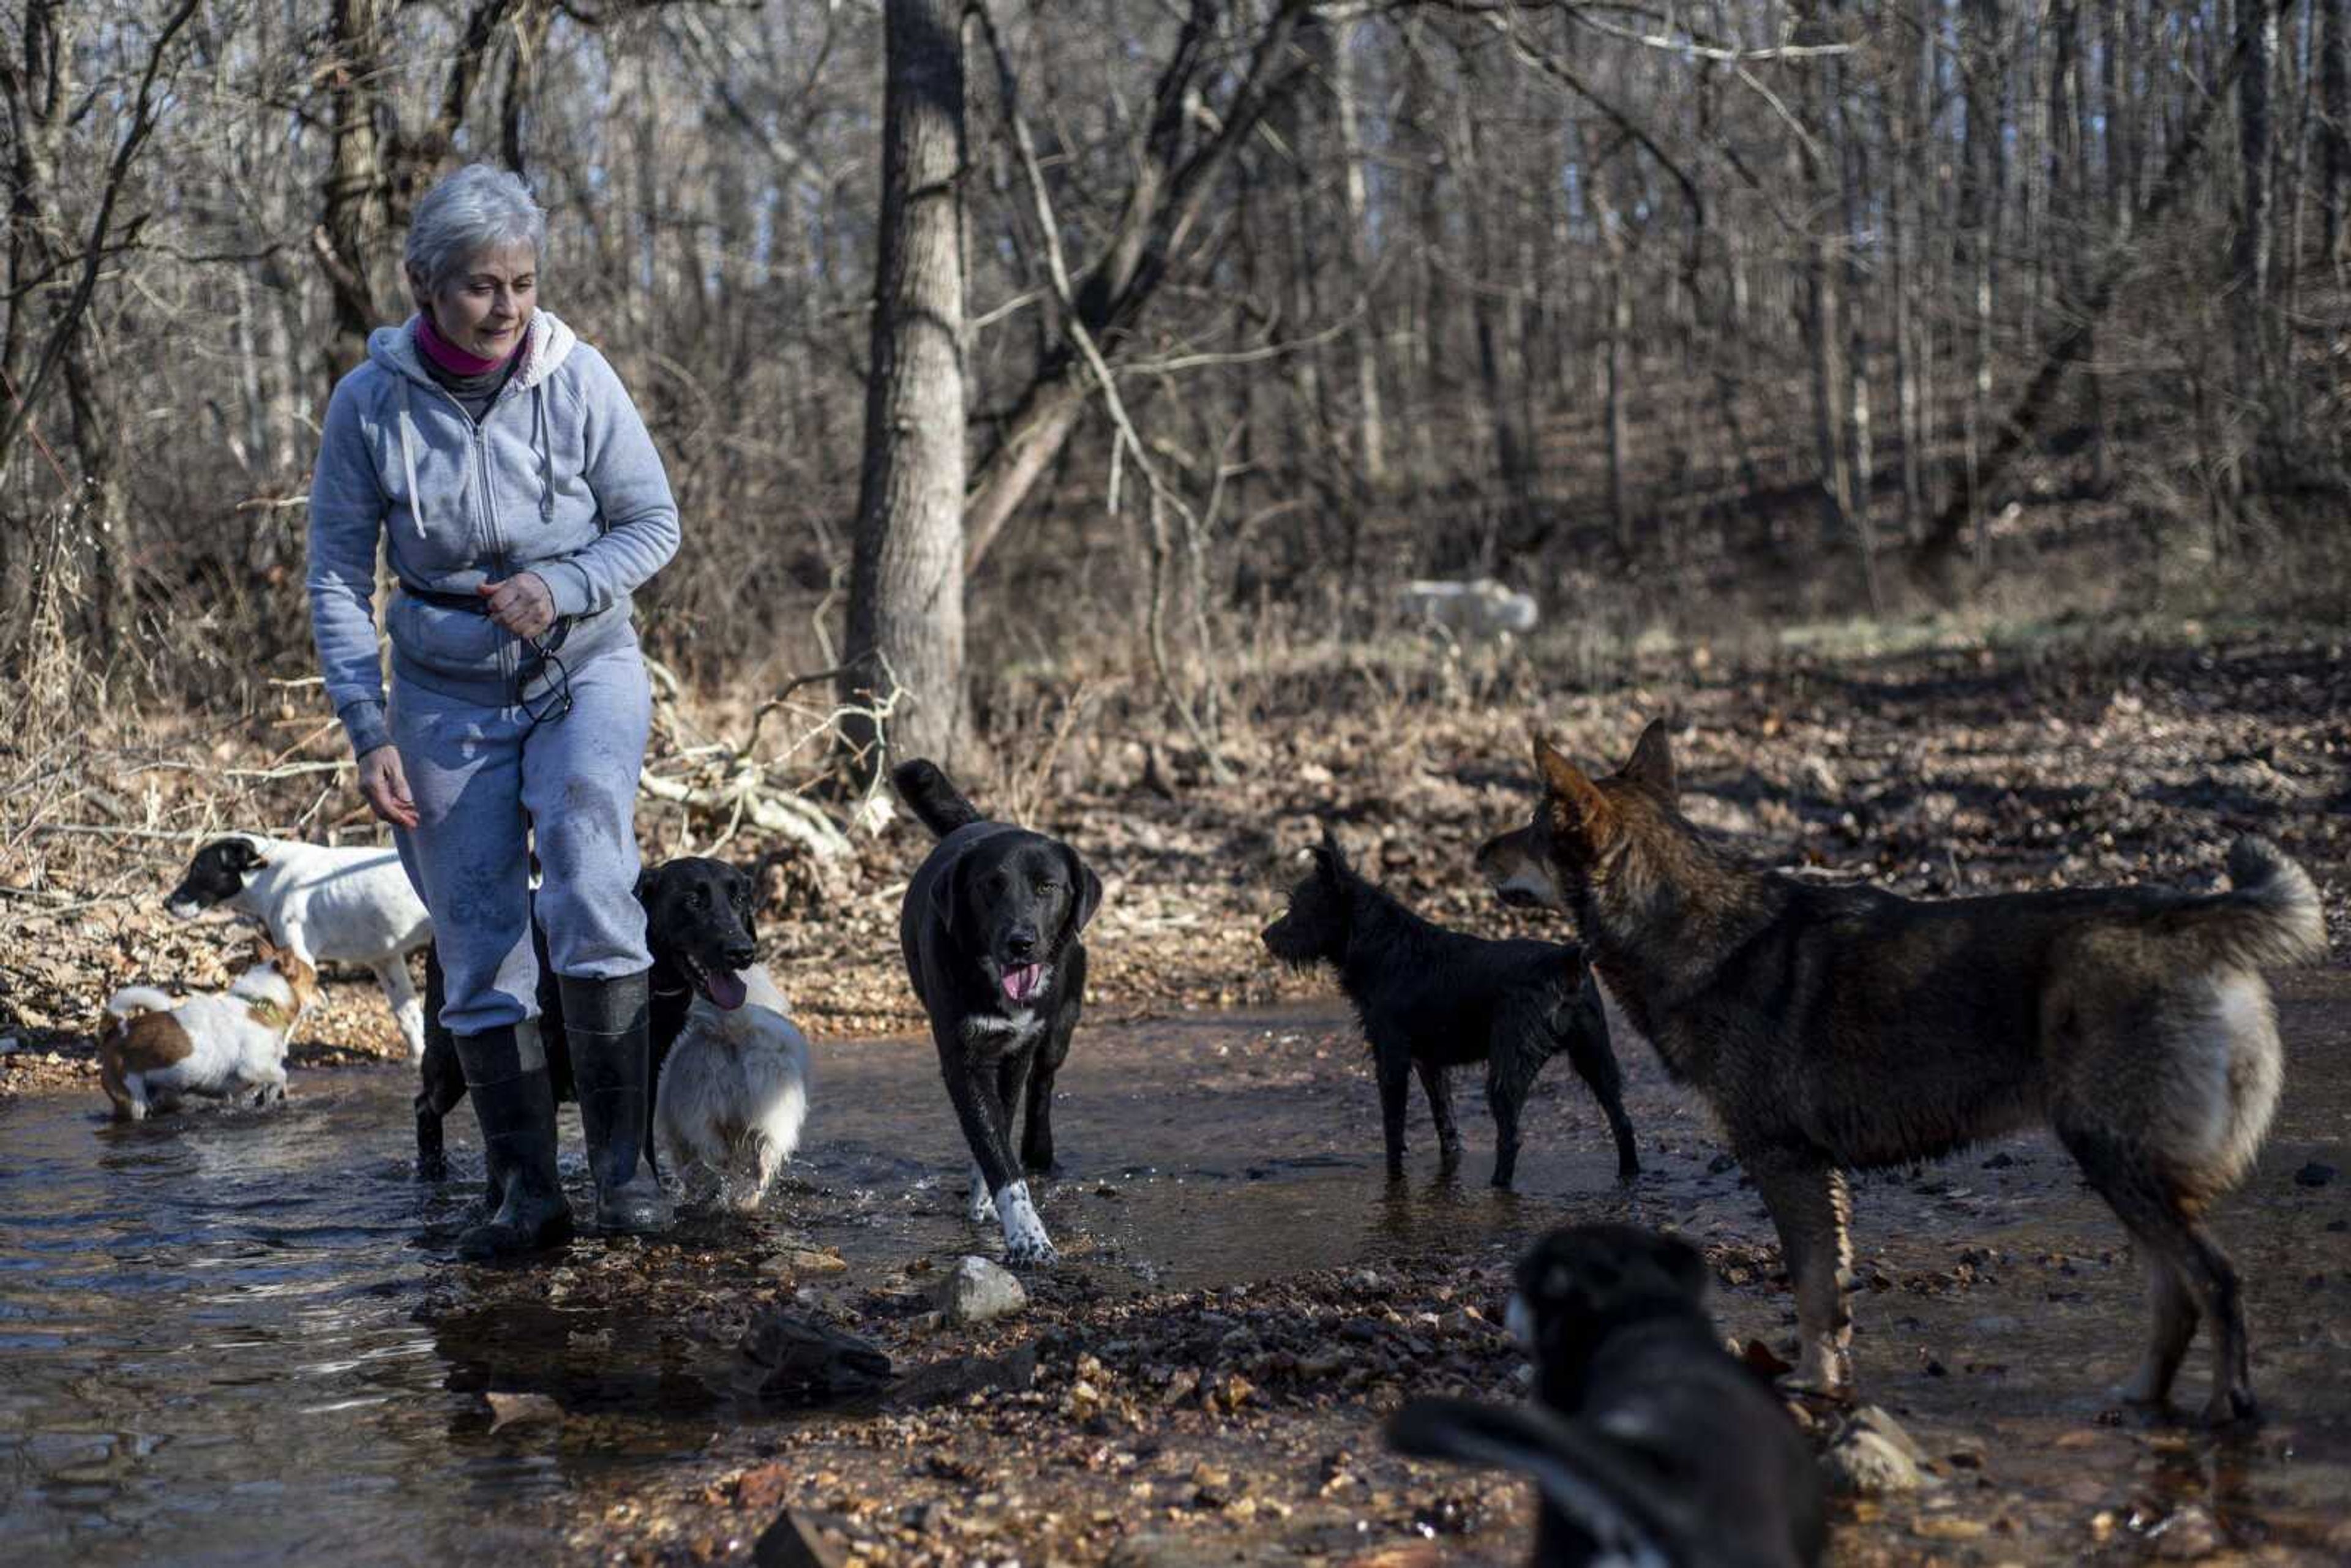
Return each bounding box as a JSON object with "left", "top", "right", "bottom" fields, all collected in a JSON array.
[{"left": 306, "top": 310, "right": 680, "bottom": 757}]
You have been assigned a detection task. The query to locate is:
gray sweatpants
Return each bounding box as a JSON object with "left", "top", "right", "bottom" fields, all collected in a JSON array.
[{"left": 390, "top": 646, "right": 653, "bottom": 1035}]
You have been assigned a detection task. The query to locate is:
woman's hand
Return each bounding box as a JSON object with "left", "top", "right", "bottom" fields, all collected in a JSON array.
[
  {"left": 358, "top": 745, "right": 421, "bottom": 829},
  {"left": 476, "top": 571, "right": 557, "bottom": 639}
]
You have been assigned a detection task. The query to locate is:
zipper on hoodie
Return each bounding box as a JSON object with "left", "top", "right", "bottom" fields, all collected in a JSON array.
[
  {"left": 418, "top": 372, "right": 519, "bottom": 697},
  {"left": 473, "top": 420, "right": 515, "bottom": 696}
]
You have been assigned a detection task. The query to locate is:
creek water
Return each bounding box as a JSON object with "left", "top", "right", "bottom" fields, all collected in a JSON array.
[{"left": 2, "top": 981, "right": 2347, "bottom": 1564}]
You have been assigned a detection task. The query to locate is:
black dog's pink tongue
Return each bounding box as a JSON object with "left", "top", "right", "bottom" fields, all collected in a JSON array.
[
  {"left": 705, "top": 969, "right": 749, "bottom": 1011},
  {"left": 1002, "top": 963, "right": 1044, "bottom": 1003}
]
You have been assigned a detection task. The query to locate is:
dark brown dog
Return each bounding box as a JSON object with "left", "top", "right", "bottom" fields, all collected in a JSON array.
[{"left": 1478, "top": 720, "right": 2326, "bottom": 1423}]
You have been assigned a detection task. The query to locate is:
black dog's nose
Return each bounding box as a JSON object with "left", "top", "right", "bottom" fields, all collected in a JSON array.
[
  {"left": 724, "top": 940, "right": 756, "bottom": 969},
  {"left": 1005, "top": 931, "right": 1038, "bottom": 959}
]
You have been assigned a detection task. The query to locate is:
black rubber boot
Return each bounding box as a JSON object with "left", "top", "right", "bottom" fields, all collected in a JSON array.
[
  {"left": 452, "top": 1022, "right": 574, "bottom": 1260},
  {"left": 561, "top": 970, "right": 673, "bottom": 1236}
]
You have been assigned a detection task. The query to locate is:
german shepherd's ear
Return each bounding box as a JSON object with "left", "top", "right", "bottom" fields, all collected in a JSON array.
[
  {"left": 1619, "top": 719, "right": 1677, "bottom": 801},
  {"left": 1064, "top": 844, "right": 1104, "bottom": 939},
  {"left": 1532, "top": 732, "right": 1613, "bottom": 846}
]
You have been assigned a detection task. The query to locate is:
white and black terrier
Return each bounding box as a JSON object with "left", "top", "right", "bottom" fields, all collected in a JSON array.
[{"left": 1261, "top": 825, "right": 1637, "bottom": 1188}]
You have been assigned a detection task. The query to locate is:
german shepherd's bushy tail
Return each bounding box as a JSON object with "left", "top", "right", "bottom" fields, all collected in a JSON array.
[
  {"left": 891, "top": 759, "right": 984, "bottom": 839},
  {"left": 2183, "top": 838, "right": 2329, "bottom": 969}
]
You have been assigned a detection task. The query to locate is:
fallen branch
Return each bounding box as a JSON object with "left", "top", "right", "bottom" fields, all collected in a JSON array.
[{"left": 637, "top": 770, "right": 852, "bottom": 861}]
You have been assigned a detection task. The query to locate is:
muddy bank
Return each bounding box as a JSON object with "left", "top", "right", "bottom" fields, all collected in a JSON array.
[
  {"left": 4, "top": 970, "right": 2347, "bottom": 1566},
  {"left": 6, "top": 627, "right": 2345, "bottom": 1095}
]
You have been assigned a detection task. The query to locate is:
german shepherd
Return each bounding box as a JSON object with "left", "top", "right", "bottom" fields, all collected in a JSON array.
[{"left": 1478, "top": 720, "right": 2327, "bottom": 1424}]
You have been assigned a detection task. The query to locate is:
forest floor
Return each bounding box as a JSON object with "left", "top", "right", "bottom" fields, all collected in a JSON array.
[{"left": 2, "top": 612, "right": 2347, "bottom": 1566}]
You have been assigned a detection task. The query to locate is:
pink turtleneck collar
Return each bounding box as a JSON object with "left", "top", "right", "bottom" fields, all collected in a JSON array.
[{"left": 415, "top": 312, "right": 521, "bottom": 377}]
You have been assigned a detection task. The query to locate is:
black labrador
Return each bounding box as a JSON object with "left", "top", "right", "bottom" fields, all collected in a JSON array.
[
  {"left": 1390, "top": 1224, "right": 1825, "bottom": 1568},
  {"left": 892, "top": 759, "right": 1101, "bottom": 1267},
  {"left": 415, "top": 856, "right": 759, "bottom": 1180}
]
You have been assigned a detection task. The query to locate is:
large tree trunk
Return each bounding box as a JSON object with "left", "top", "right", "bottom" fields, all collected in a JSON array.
[
  {"left": 841, "top": 0, "right": 969, "bottom": 773},
  {"left": 317, "top": 0, "right": 392, "bottom": 392}
]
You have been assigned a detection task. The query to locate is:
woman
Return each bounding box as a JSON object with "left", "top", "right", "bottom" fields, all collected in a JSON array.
[{"left": 307, "top": 164, "right": 677, "bottom": 1258}]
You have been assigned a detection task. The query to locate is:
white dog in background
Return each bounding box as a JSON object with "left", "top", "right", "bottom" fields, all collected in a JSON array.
[
  {"left": 99, "top": 940, "right": 321, "bottom": 1120},
  {"left": 656, "top": 964, "right": 811, "bottom": 1213},
  {"left": 165, "top": 834, "right": 432, "bottom": 1061}
]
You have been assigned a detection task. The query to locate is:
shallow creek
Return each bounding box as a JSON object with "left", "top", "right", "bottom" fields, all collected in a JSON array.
[{"left": 3, "top": 977, "right": 2347, "bottom": 1564}]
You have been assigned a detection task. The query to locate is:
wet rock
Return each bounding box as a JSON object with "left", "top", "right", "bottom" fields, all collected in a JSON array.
[
  {"left": 882, "top": 1341, "right": 1039, "bottom": 1411},
  {"left": 763, "top": 1248, "right": 849, "bottom": 1278},
  {"left": 2293, "top": 1161, "right": 2337, "bottom": 1188},
  {"left": 935, "top": 1255, "right": 1027, "bottom": 1324},
  {"left": 1105, "top": 1533, "right": 1256, "bottom": 1567},
  {"left": 1707, "top": 1152, "right": 1739, "bottom": 1175},
  {"left": 2146, "top": 1502, "right": 2222, "bottom": 1559},
  {"left": 752, "top": 1507, "right": 848, "bottom": 1568},
  {"left": 1824, "top": 1406, "right": 1940, "bottom": 1495},
  {"left": 732, "top": 1309, "right": 892, "bottom": 1405},
  {"left": 483, "top": 1391, "right": 561, "bottom": 1431}
]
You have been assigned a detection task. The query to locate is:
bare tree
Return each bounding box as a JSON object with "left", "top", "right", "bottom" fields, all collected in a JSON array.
[{"left": 841, "top": 0, "right": 970, "bottom": 771}]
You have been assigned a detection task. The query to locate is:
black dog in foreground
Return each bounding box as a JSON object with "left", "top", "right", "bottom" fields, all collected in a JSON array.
[
  {"left": 893, "top": 759, "right": 1101, "bottom": 1267},
  {"left": 1392, "top": 1225, "right": 1824, "bottom": 1568},
  {"left": 415, "top": 857, "right": 760, "bottom": 1180},
  {"left": 1261, "top": 825, "right": 1636, "bottom": 1188}
]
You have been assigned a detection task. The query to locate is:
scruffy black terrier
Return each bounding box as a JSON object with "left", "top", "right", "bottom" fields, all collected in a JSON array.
[
  {"left": 1391, "top": 1224, "right": 1826, "bottom": 1568},
  {"left": 1261, "top": 825, "right": 1637, "bottom": 1188}
]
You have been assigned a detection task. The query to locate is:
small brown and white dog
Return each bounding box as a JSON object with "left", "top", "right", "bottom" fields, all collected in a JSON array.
[
  {"left": 98, "top": 940, "right": 320, "bottom": 1120},
  {"left": 654, "top": 963, "right": 811, "bottom": 1212}
]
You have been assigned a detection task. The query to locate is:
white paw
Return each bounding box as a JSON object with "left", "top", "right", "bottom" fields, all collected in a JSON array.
[
  {"left": 996, "top": 1179, "right": 1057, "bottom": 1267},
  {"left": 965, "top": 1162, "right": 995, "bottom": 1225},
  {"left": 1794, "top": 1338, "right": 1852, "bottom": 1398}
]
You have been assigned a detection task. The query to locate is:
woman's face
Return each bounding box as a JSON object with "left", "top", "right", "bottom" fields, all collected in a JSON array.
[{"left": 416, "top": 242, "right": 537, "bottom": 360}]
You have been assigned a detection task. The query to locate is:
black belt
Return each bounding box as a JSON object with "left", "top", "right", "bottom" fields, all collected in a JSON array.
[
  {"left": 399, "top": 581, "right": 492, "bottom": 615},
  {"left": 399, "top": 580, "right": 580, "bottom": 655}
]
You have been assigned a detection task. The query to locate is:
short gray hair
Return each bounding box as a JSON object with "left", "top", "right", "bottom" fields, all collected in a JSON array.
[{"left": 404, "top": 164, "right": 546, "bottom": 294}]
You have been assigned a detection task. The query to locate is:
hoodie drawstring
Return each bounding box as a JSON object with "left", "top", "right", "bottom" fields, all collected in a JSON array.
[
  {"left": 397, "top": 378, "right": 427, "bottom": 539},
  {"left": 534, "top": 381, "right": 554, "bottom": 523}
]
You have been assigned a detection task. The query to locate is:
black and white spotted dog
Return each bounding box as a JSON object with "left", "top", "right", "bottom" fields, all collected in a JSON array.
[
  {"left": 892, "top": 760, "right": 1101, "bottom": 1267},
  {"left": 165, "top": 835, "right": 432, "bottom": 1062}
]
